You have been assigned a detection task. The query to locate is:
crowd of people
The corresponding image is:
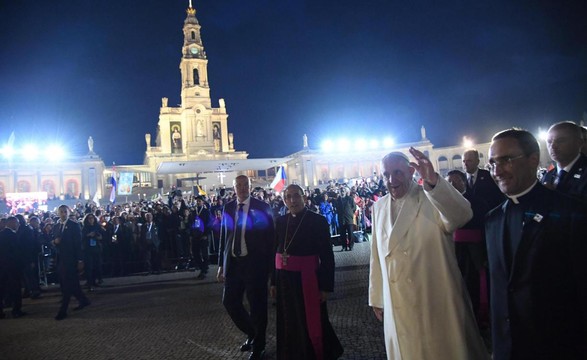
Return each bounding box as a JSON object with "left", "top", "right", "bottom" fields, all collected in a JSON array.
[{"left": 2, "top": 121, "right": 587, "bottom": 359}]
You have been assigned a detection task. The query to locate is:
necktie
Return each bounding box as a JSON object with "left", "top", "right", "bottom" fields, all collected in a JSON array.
[
  {"left": 556, "top": 169, "right": 567, "bottom": 189},
  {"left": 234, "top": 203, "right": 244, "bottom": 256},
  {"left": 468, "top": 175, "right": 474, "bottom": 189}
]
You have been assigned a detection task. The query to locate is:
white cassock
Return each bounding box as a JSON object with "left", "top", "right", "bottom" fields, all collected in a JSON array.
[{"left": 369, "top": 177, "right": 489, "bottom": 360}]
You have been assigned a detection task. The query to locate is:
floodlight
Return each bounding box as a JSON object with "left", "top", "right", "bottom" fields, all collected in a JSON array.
[
  {"left": 22, "top": 144, "right": 39, "bottom": 161},
  {"left": 46, "top": 144, "right": 66, "bottom": 161},
  {"left": 538, "top": 130, "right": 548, "bottom": 141},
  {"left": 355, "top": 139, "right": 367, "bottom": 151},
  {"left": 462, "top": 136, "right": 474, "bottom": 148},
  {"left": 383, "top": 137, "right": 394, "bottom": 148},
  {"left": 1, "top": 145, "right": 14, "bottom": 159},
  {"left": 321, "top": 139, "right": 334, "bottom": 152},
  {"left": 337, "top": 138, "right": 350, "bottom": 150},
  {"left": 369, "top": 140, "right": 379, "bottom": 149}
]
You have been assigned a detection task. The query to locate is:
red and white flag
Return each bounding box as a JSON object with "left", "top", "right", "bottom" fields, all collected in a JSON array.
[{"left": 270, "top": 166, "right": 286, "bottom": 192}]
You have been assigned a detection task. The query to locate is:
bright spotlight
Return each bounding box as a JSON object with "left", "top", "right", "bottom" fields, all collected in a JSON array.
[
  {"left": 1, "top": 145, "right": 14, "bottom": 159},
  {"left": 337, "top": 138, "right": 350, "bottom": 150},
  {"left": 22, "top": 144, "right": 39, "bottom": 161},
  {"left": 462, "top": 136, "right": 474, "bottom": 149},
  {"left": 321, "top": 139, "right": 334, "bottom": 152},
  {"left": 46, "top": 144, "right": 66, "bottom": 161},
  {"left": 355, "top": 139, "right": 367, "bottom": 151},
  {"left": 538, "top": 130, "right": 548, "bottom": 141},
  {"left": 369, "top": 140, "right": 379, "bottom": 149},
  {"left": 383, "top": 137, "right": 394, "bottom": 148}
]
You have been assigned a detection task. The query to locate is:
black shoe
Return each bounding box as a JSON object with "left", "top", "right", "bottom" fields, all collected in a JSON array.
[
  {"left": 196, "top": 272, "right": 207, "bottom": 280},
  {"left": 12, "top": 310, "right": 27, "bottom": 318},
  {"left": 240, "top": 338, "right": 253, "bottom": 352},
  {"left": 249, "top": 349, "right": 265, "bottom": 360},
  {"left": 73, "top": 300, "right": 91, "bottom": 311},
  {"left": 55, "top": 312, "right": 67, "bottom": 321}
]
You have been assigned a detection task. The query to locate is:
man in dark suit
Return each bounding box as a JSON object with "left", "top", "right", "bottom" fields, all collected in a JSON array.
[
  {"left": 335, "top": 187, "right": 355, "bottom": 251},
  {"left": 446, "top": 170, "right": 490, "bottom": 327},
  {"left": 190, "top": 196, "right": 212, "bottom": 280},
  {"left": 139, "top": 212, "right": 160, "bottom": 275},
  {"left": 485, "top": 128, "right": 587, "bottom": 359},
  {"left": 217, "top": 175, "right": 274, "bottom": 360},
  {"left": 53, "top": 205, "right": 91, "bottom": 320},
  {"left": 463, "top": 149, "right": 505, "bottom": 210},
  {"left": 541, "top": 121, "right": 587, "bottom": 202},
  {"left": 0, "top": 217, "right": 26, "bottom": 319}
]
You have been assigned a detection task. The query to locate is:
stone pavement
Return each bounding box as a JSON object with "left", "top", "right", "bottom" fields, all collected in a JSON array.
[{"left": 0, "top": 241, "right": 386, "bottom": 360}]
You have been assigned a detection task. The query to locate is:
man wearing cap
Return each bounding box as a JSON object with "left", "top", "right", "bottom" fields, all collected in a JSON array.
[{"left": 369, "top": 148, "right": 488, "bottom": 359}]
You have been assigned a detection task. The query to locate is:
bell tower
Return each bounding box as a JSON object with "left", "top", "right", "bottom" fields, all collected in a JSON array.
[{"left": 180, "top": 1, "right": 211, "bottom": 108}]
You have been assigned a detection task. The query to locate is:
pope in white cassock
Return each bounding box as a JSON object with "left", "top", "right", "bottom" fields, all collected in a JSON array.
[{"left": 369, "top": 148, "right": 489, "bottom": 360}]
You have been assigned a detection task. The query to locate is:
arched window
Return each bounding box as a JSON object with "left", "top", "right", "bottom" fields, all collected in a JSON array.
[
  {"left": 191, "top": 31, "right": 195, "bottom": 40},
  {"left": 42, "top": 179, "right": 56, "bottom": 198},
  {"left": 17, "top": 180, "right": 30, "bottom": 193},
  {"left": 193, "top": 68, "right": 199, "bottom": 85},
  {"left": 452, "top": 155, "right": 463, "bottom": 169},
  {"left": 438, "top": 156, "right": 449, "bottom": 169},
  {"left": 438, "top": 156, "right": 450, "bottom": 177},
  {"left": 65, "top": 179, "right": 79, "bottom": 199}
]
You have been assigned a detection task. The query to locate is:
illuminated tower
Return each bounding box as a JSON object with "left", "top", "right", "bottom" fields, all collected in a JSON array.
[{"left": 147, "top": 1, "right": 243, "bottom": 163}]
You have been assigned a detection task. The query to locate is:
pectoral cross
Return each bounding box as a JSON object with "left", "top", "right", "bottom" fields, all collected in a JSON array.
[{"left": 282, "top": 251, "right": 289, "bottom": 266}]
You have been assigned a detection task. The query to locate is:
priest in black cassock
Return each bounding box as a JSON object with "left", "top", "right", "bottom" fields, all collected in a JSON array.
[{"left": 270, "top": 184, "right": 343, "bottom": 360}]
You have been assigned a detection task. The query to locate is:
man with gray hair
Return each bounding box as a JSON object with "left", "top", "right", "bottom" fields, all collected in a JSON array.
[
  {"left": 541, "top": 120, "right": 587, "bottom": 202},
  {"left": 369, "top": 147, "right": 488, "bottom": 359}
]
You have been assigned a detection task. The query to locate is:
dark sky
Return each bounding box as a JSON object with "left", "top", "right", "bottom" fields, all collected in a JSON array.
[{"left": 1, "top": 0, "right": 586, "bottom": 165}]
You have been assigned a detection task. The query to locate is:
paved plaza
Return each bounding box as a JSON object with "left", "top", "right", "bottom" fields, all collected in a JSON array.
[{"left": 0, "top": 241, "right": 386, "bottom": 360}]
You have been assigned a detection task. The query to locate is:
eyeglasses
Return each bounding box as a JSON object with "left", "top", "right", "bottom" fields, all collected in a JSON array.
[
  {"left": 285, "top": 193, "right": 303, "bottom": 200},
  {"left": 488, "top": 154, "right": 526, "bottom": 169}
]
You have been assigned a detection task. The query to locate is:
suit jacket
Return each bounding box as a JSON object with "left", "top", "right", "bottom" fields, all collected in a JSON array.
[
  {"left": 468, "top": 168, "right": 505, "bottom": 210},
  {"left": 541, "top": 153, "right": 587, "bottom": 203},
  {"left": 219, "top": 197, "right": 275, "bottom": 279},
  {"left": 0, "top": 228, "right": 19, "bottom": 271},
  {"left": 53, "top": 219, "right": 84, "bottom": 270},
  {"left": 139, "top": 222, "right": 160, "bottom": 249},
  {"left": 485, "top": 183, "right": 587, "bottom": 360},
  {"left": 335, "top": 195, "right": 355, "bottom": 225}
]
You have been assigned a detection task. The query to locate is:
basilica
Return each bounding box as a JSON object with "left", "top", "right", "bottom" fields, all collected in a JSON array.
[{"left": 1, "top": 4, "right": 546, "bottom": 206}]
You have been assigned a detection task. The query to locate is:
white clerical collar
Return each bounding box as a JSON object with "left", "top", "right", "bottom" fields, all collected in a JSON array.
[
  {"left": 507, "top": 180, "right": 537, "bottom": 204},
  {"left": 559, "top": 153, "right": 581, "bottom": 173}
]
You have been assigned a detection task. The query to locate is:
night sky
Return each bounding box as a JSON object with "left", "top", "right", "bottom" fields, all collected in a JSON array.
[{"left": 1, "top": 0, "right": 586, "bottom": 165}]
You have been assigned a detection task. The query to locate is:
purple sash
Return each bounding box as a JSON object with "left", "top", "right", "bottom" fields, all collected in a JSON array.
[{"left": 275, "top": 253, "right": 323, "bottom": 360}]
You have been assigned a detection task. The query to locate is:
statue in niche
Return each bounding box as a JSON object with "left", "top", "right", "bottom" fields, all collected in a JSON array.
[
  {"left": 88, "top": 136, "right": 94, "bottom": 153},
  {"left": 197, "top": 120, "right": 204, "bottom": 137},
  {"left": 171, "top": 124, "right": 182, "bottom": 154},
  {"left": 213, "top": 123, "right": 221, "bottom": 151}
]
